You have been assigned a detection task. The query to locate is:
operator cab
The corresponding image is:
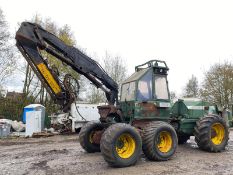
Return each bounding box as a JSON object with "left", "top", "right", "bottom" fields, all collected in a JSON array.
[
  {"left": 120, "top": 60, "right": 171, "bottom": 121},
  {"left": 120, "top": 60, "right": 170, "bottom": 102}
]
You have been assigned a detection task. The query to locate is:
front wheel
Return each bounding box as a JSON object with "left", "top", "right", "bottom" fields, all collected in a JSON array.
[
  {"left": 142, "top": 121, "right": 178, "bottom": 161},
  {"left": 100, "top": 123, "right": 142, "bottom": 167}
]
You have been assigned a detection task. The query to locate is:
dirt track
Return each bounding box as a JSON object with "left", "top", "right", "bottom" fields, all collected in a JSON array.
[{"left": 0, "top": 131, "right": 233, "bottom": 175}]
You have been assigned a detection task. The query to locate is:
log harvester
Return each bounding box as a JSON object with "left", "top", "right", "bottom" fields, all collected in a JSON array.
[{"left": 16, "top": 22, "right": 230, "bottom": 168}]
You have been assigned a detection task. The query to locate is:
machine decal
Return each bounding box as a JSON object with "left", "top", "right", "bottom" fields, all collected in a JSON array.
[
  {"left": 159, "top": 102, "right": 171, "bottom": 108},
  {"left": 37, "top": 63, "right": 61, "bottom": 94},
  {"left": 187, "top": 106, "right": 205, "bottom": 110}
]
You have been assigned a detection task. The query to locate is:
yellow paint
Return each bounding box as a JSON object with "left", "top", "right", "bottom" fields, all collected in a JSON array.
[
  {"left": 157, "top": 131, "right": 172, "bottom": 153},
  {"left": 211, "top": 123, "right": 225, "bottom": 145},
  {"left": 89, "top": 131, "right": 94, "bottom": 143},
  {"left": 116, "top": 133, "right": 136, "bottom": 159},
  {"left": 37, "top": 63, "right": 61, "bottom": 94}
]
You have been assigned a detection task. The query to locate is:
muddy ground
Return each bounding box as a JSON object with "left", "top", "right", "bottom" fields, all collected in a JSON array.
[{"left": 0, "top": 131, "right": 233, "bottom": 175}]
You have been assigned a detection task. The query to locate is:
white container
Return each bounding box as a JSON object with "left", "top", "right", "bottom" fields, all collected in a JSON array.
[
  {"left": 23, "top": 104, "right": 45, "bottom": 124},
  {"left": 71, "top": 103, "right": 100, "bottom": 121},
  {"left": 25, "top": 104, "right": 45, "bottom": 136},
  {"left": 70, "top": 103, "right": 101, "bottom": 132}
]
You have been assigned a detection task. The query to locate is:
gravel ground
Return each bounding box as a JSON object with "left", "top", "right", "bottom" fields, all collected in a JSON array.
[{"left": 0, "top": 131, "right": 233, "bottom": 175}]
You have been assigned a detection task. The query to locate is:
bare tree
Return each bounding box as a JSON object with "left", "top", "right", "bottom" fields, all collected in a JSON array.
[
  {"left": 200, "top": 61, "right": 233, "bottom": 109},
  {"left": 87, "top": 85, "right": 105, "bottom": 104},
  {"left": 183, "top": 75, "right": 199, "bottom": 98},
  {"left": 170, "top": 91, "right": 177, "bottom": 102},
  {"left": 86, "top": 52, "right": 127, "bottom": 103},
  {"left": 103, "top": 52, "right": 127, "bottom": 85},
  {"left": 0, "top": 8, "right": 16, "bottom": 83},
  {"left": 0, "top": 85, "right": 5, "bottom": 97}
]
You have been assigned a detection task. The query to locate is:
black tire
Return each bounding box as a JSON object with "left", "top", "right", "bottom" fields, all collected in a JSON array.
[
  {"left": 194, "top": 114, "right": 229, "bottom": 152},
  {"left": 79, "top": 121, "right": 104, "bottom": 153},
  {"left": 142, "top": 121, "right": 178, "bottom": 161},
  {"left": 178, "top": 135, "right": 190, "bottom": 144},
  {"left": 100, "top": 123, "right": 142, "bottom": 167}
]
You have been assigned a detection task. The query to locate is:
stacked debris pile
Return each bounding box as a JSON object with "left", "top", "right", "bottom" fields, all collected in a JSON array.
[{"left": 0, "top": 119, "right": 25, "bottom": 132}]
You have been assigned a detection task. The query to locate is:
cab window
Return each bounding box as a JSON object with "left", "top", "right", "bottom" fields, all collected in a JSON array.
[
  {"left": 154, "top": 75, "right": 169, "bottom": 99},
  {"left": 120, "top": 81, "right": 136, "bottom": 101},
  {"left": 137, "top": 70, "right": 152, "bottom": 101}
]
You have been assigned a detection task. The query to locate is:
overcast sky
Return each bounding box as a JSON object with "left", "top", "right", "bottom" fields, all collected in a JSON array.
[{"left": 0, "top": 0, "right": 233, "bottom": 96}]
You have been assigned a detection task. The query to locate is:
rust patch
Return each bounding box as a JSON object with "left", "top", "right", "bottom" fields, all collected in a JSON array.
[
  {"left": 92, "top": 130, "right": 104, "bottom": 145},
  {"left": 97, "top": 105, "right": 123, "bottom": 122},
  {"left": 138, "top": 102, "right": 159, "bottom": 117}
]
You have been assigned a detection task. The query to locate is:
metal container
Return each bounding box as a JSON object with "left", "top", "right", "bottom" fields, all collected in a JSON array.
[{"left": 0, "top": 123, "right": 11, "bottom": 137}]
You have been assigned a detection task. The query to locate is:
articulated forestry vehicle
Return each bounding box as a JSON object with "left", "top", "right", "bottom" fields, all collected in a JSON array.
[{"left": 16, "top": 22, "right": 230, "bottom": 168}]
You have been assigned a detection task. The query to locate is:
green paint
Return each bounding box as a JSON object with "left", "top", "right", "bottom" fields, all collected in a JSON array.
[{"left": 119, "top": 60, "right": 232, "bottom": 137}]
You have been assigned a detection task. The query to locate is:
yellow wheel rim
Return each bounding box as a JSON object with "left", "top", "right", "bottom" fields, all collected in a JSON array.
[
  {"left": 211, "top": 123, "right": 225, "bottom": 145},
  {"left": 89, "top": 131, "right": 94, "bottom": 143},
  {"left": 157, "top": 131, "right": 172, "bottom": 153},
  {"left": 116, "top": 134, "right": 136, "bottom": 159}
]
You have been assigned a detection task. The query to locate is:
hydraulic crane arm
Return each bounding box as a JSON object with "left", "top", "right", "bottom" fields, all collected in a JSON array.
[{"left": 15, "top": 22, "right": 118, "bottom": 112}]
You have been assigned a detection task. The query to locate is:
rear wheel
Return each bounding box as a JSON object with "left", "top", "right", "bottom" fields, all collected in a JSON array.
[
  {"left": 79, "top": 121, "right": 104, "bottom": 153},
  {"left": 194, "top": 114, "right": 229, "bottom": 152},
  {"left": 100, "top": 123, "right": 142, "bottom": 167},
  {"left": 142, "top": 121, "right": 178, "bottom": 161}
]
